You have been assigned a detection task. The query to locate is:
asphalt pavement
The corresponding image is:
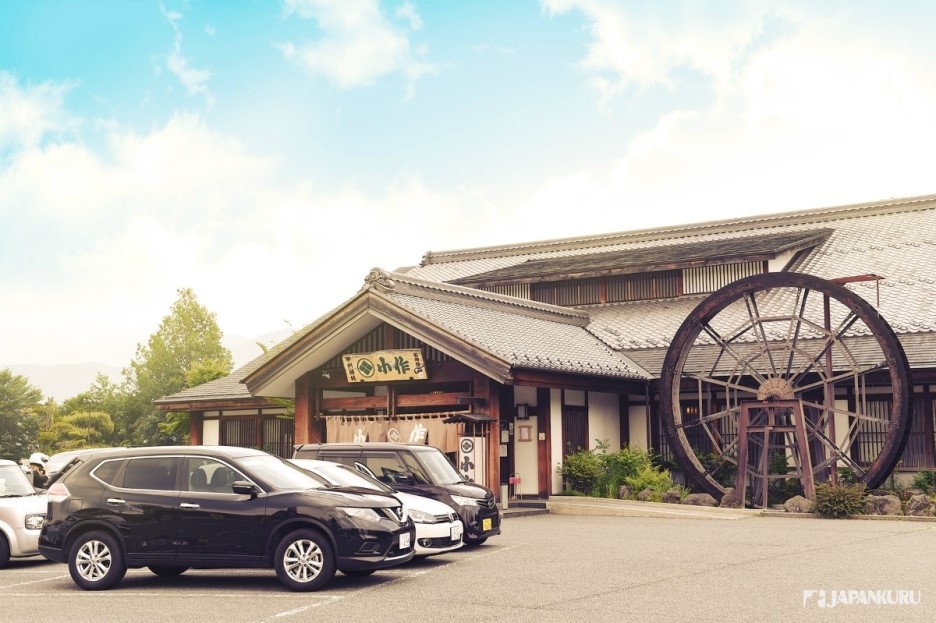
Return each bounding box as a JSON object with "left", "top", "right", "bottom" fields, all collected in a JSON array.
[{"left": 4, "top": 502, "right": 936, "bottom": 623}]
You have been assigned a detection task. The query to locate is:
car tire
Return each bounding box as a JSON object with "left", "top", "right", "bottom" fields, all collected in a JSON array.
[
  {"left": 464, "top": 536, "right": 487, "bottom": 546},
  {"left": 0, "top": 535, "right": 10, "bottom": 568},
  {"left": 68, "top": 530, "right": 127, "bottom": 590},
  {"left": 148, "top": 565, "right": 189, "bottom": 577},
  {"left": 274, "top": 529, "right": 336, "bottom": 592}
]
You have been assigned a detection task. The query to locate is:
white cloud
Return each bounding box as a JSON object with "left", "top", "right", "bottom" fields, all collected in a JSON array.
[
  {"left": 0, "top": 71, "right": 79, "bottom": 152},
  {"left": 0, "top": 83, "right": 491, "bottom": 365},
  {"left": 278, "top": 0, "right": 435, "bottom": 90},
  {"left": 161, "top": 4, "right": 215, "bottom": 107},
  {"left": 531, "top": 1, "right": 936, "bottom": 225}
]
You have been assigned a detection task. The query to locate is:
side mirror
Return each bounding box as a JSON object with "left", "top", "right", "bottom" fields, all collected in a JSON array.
[
  {"left": 396, "top": 471, "right": 416, "bottom": 486},
  {"left": 231, "top": 480, "right": 259, "bottom": 498}
]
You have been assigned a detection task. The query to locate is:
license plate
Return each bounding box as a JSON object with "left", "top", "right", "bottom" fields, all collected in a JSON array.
[
  {"left": 451, "top": 524, "right": 463, "bottom": 541},
  {"left": 482, "top": 517, "right": 492, "bottom": 532},
  {"left": 400, "top": 532, "right": 411, "bottom": 549}
]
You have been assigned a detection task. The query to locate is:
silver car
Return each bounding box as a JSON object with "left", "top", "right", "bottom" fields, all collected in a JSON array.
[{"left": 0, "top": 459, "right": 47, "bottom": 567}]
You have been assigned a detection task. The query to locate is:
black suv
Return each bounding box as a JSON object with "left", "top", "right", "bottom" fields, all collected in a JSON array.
[
  {"left": 294, "top": 442, "right": 501, "bottom": 545},
  {"left": 39, "top": 446, "right": 414, "bottom": 591}
]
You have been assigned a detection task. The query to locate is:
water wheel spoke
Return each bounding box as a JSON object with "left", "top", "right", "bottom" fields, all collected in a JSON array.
[
  {"left": 700, "top": 322, "right": 769, "bottom": 385},
  {"left": 743, "top": 293, "right": 780, "bottom": 377},
  {"left": 794, "top": 361, "right": 889, "bottom": 394},
  {"left": 682, "top": 372, "right": 759, "bottom": 397},
  {"left": 788, "top": 311, "right": 861, "bottom": 387}
]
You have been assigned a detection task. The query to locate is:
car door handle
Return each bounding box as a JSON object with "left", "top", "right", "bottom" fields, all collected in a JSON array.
[
  {"left": 106, "top": 498, "right": 125, "bottom": 505},
  {"left": 180, "top": 503, "right": 200, "bottom": 510}
]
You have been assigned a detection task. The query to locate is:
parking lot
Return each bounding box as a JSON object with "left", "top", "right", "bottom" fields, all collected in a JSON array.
[{"left": 4, "top": 512, "right": 936, "bottom": 623}]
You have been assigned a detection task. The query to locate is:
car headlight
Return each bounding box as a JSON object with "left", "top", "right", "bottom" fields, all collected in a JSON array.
[
  {"left": 449, "top": 495, "right": 479, "bottom": 507},
  {"left": 407, "top": 508, "right": 438, "bottom": 524},
  {"left": 339, "top": 507, "right": 383, "bottom": 524},
  {"left": 25, "top": 513, "right": 45, "bottom": 530}
]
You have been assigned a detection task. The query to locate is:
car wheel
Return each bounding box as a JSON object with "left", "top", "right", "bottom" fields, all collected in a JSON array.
[
  {"left": 274, "top": 529, "right": 336, "bottom": 592},
  {"left": 148, "top": 565, "right": 189, "bottom": 577},
  {"left": 68, "top": 531, "right": 127, "bottom": 590},
  {"left": 342, "top": 569, "right": 376, "bottom": 577},
  {"left": 464, "top": 536, "right": 487, "bottom": 546},
  {"left": 0, "top": 535, "right": 10, "bottom": 568}
]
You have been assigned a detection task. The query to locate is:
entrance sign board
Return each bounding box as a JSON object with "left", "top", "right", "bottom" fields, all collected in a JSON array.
[{"left": 343, "top": 349, "right": 428, "bottom": 383}]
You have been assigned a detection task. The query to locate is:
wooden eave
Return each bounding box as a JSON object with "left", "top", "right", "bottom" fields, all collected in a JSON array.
[
  {"left": 509, "top": 368, "right": 649, "bottom": 393},
  {"left": 154, "top": 397, "right": 277, "bottom": 413}
]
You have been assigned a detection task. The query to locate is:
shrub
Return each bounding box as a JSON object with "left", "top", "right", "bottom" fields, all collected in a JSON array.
[
  {"left": 559, "top": 441, "right": 674, "bottom": 498},
  {"left": 694, "top": 450, "right": 736, "bottom": 487},
  {"left": 598, "top": 444, "right": 656, "bottom": 497},
  {"left": 812, "top": 483, "right": 867, "bottom": 518},
  {"left": 837, "top": 466, "right": 859, "bottom": 485},
  {"left": 560, "top": 448, "right": 604, "bottom": 495},
  {"left": 624, "top": 464, "right": 674, "bottom": 496},
  {"left": 911, "top": 470, "right": 936, "bottom": 493}
]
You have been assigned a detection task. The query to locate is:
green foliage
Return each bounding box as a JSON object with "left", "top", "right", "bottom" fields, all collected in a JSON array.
[
  {"left": 560, "top": 447, "right": 604, "bottom": 495},
  {"left": 624, "top": 464, "right": 674, "bottom": 497},
  {"left": 124, "top": 288, "right": 233, "bottom": 445},
  {"left": 694, "top": 450, "right": 736, "bottom": 487},
  {"left": 560, "top": 440, "right": 674, "bottom": 498},
  {"left": 911, "top": 471, "right": 936, "bottom": 492},
  {"left": 837, "top": 466, "right": 859, "bottom": 486},
  {"left": 0, "top": 368, "right": 44, "bottom": 459},
  {"left": 813, "top": 483, "right": 867, "bottom": 518}
]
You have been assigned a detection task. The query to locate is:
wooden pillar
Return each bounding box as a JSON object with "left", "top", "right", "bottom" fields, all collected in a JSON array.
[
  {"left": 295, "top": 373, "right": 311, "bottom": 444},
  {"left": 536, "top": 387, "right": 551, "bottom": 498},
  {"left": 476, "top": 377, "right": 501, "bottom": 497},
  {"left": 188, "top": 411, "right": 203, "bottom": 445}
]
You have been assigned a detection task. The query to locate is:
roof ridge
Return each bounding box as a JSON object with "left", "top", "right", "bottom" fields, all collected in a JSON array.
[
  {"left": 363, "top": 267, "right": 590, "bottom": 326},
  {"left": 419, "top": 194, "right": 936, "bottom": 265}
]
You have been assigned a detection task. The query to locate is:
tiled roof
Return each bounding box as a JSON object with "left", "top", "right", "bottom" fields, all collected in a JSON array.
[
  {"left": 408, "top": 194, "right": 936, "bottom": 370},
  {"left": 371, "top": 272, "right": 651, "bottom": 380},
  {"left": 154, "top": 356, "right": 265, "bottom": 404}
]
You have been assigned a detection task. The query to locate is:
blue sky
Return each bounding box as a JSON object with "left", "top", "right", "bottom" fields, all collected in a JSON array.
[{"left": 3, "top": 0, "right": 936, "bottom": 373}]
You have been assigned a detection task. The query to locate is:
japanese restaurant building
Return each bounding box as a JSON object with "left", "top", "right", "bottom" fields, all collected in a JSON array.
[{"left": 156, "top": 193, "right": 936, "bottom": 500}]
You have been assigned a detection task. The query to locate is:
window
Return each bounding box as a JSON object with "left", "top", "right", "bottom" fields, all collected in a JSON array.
[
  {"left": 122, "top": 457, "right": 178, "bottom": 491},
  {"left": 91, "top": 459, "right": 124, "bottom": 485}
]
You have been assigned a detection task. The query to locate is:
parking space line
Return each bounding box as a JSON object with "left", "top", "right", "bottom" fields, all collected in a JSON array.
[
  {"left": 259, "top": 545, "right": 526, "bottom": 622},
  {"left": 0, "top": 575, "right": 70, "bottom": 589}
]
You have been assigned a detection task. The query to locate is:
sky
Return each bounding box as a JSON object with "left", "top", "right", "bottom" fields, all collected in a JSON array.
[{"left": 2, "top": 0, "right": 936, "bottom": 378}]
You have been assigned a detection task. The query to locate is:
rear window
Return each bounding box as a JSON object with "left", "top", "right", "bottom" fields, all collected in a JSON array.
[{"left": 91, "top": 459, "right": 124, "bottom": 485}]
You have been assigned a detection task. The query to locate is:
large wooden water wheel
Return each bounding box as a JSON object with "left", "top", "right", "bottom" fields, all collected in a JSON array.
[{"left": 659, "top": 272, "right": 912, "bottom": 507}]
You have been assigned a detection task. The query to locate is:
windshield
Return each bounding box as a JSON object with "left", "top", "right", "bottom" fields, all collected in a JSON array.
[
  {"left": 0, "top": 465, "right": 38, "bottom": 496},
  {"left": 412, "top": 449, "right": 464, "bottom": 485},
  {"left": 302, "top": 462, "right": 393, "bottom": 493},
  {"left": 237, "top": 454, "right": 329, "bottom": 491}
]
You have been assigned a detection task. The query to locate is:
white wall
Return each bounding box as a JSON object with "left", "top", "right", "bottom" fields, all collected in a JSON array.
[
  {"left": 588, "top": 391, "right": 620, "bottom": 451},
  {"left": 629, "top": 403, "right": 649, "bottom": 451},
  {"left": 202, "top": 418, "right": 219, "bottom": 445},
  {"left": 512, "top": 385, "right": 539, "bottom": 496},
  {"left": 550, "top": 388, "right": 563, "bottom": 493}
]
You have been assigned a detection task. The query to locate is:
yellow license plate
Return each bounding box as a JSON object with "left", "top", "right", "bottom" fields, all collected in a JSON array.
[{"left": 482, "top": 517, "right": 492, "bottom": 531}]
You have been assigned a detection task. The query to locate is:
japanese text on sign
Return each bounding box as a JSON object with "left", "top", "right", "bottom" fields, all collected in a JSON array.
[{"left": 343, "top": 349, "right": 428, "bottom": 383}]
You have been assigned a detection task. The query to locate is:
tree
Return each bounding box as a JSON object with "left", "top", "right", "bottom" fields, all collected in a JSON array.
[
  {"left": 0, "top": 369, "right": 43, "bottom": 459},
  {"left": 123, "top": 288, "right": 233, "bottom": 445}
]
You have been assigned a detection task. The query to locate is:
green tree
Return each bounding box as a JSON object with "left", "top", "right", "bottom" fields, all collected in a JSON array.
[
  {"left": 123, "top": 288, "right": 233, "bottom": 445},
  {"left": 0, "top": 369, "right": 44, "bottom": 459}
]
